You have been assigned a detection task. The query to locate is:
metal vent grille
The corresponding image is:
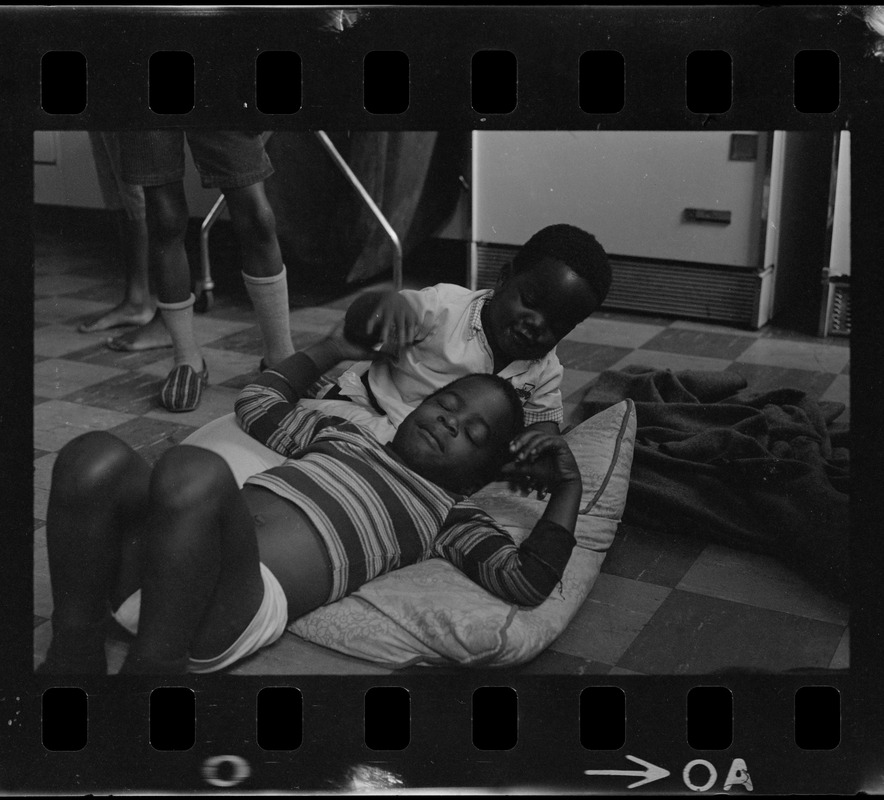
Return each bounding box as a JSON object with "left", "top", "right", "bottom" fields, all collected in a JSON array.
[
  {"left": 828, "top": 282, "right": 851, "bottom": 336},
  {"left": 474, "top": 243, "right": 519, "bottom": 290},
  {"left": 474, "top": 243, "right": 761, "bottom": 327}
]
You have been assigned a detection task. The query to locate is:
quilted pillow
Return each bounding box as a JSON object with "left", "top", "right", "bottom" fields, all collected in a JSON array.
[{"left": 183, "top": 399, "right": 636, "bottom": 668}]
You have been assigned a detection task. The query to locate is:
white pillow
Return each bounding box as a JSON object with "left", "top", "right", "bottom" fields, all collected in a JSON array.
[{"left": 183, "top": 399, "right": 636, "bottom": 668}]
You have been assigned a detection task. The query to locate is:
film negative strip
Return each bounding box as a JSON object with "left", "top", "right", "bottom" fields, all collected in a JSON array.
[{"left": 2, "top": 4, "right": 883, "bottom": 795}]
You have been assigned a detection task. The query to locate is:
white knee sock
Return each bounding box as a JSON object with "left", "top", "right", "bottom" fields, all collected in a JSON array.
[
  {"left": 156, "top": 293, "right": 201, "bottom": 368},
  {"left": 242, "top": 266, "right": 295, "bottom": 366}
]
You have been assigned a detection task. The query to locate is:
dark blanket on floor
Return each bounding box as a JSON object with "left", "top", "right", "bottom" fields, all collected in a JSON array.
[{"left": 578, "top": 366, "right": 850, "bottom": 600}]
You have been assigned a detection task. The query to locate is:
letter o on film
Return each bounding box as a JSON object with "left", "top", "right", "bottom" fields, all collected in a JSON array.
[
  {"left": 202, "top": 755, "right": 251, "bottom": 788},
  {"left": 683, "top": 759, "right": 717, "bottom": 793}
]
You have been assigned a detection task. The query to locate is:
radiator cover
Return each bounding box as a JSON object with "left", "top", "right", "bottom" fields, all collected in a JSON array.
[{"left": 473, "top": 242, "right": 766, "bottom": 329}]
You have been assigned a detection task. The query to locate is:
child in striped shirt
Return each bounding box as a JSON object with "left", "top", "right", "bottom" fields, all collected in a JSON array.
[{"left": 38, "top": 322, "right": 583, "bottom": 675}]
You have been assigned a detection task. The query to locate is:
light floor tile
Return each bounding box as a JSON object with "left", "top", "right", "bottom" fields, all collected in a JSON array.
[
  {"left": 34, "top": 296, "right": 109, "bottom": 325},
  {"left": 34, "top": 486, "right": 49, "bottom": 524},
  {"left": 829, "top": 628, "right": 850, "bottom": 669},
  {"left": 34, "top": 358, "right": 126, "bottom": 399},
  {"left": 34, "top": 400, "right": 135, "bottom": 452},
  {"left": 566, "top": 318, "right": 666, "bottom": 349},
  {"left": 608, "top": 349, "right": 733, "bottom": 373},
  {"left": 550, "top": 573, "right": 670, "bottom": 666},
  {"left": 34, "top": 547, "right": 52, "bottom": 619},
  {"left": 677, "top": 545, "right": 848, "bottom": 626},
  {"left": 820, "top": 374, "right": 850, "bottom": 406},
  {"left": 33, "top": 452, "right": 58, "bottom": 494},
  {"left": 670, "top": 319, "right": 760, "bottom": 337},
  {"left": 144, "top": 385, "right": 243, "bottom": 429},
  {"left": 736, "top": 338, "right": 850, "bottom": 374},
  {"left": 228, "top": 634, "right": 394, "bottom": 675}
]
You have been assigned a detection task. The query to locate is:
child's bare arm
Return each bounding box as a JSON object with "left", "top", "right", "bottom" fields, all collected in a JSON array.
[
  {"left": 344, "top": 290, "right": 421, "bottom": 351},
  {"left": 502, "top": 431, "right": 582, "bottom": 531}
]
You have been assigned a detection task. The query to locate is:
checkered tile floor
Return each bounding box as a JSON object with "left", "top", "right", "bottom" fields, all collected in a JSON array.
[{"left": 33, "top": 219, "right": 850, "bottom": 675}]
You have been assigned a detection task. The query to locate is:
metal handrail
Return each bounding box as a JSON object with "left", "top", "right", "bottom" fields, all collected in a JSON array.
[
  {"left": 313, "top": 131, "right": 403, "bottom": 290},
  {"left": 198, "top": 131, "right": 403, "bottom": 310}
]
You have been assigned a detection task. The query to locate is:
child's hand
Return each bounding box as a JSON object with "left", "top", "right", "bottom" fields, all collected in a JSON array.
[
  {"left": 500, "top": 432, "right": 581, "bottom": 500},
  {"left": 359, "top": 292, "right": 421, "bottom": 352}
]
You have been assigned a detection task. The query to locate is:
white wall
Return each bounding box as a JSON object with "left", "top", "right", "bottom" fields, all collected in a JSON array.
[
  {"left": 829, "top": 132, "right": 850, "bottom": 277},
  {"left": 33, "top": 131, "right": 225, "bottom": 218},
  {"left": 472, "top": 130, "right": 768, "bottom": 267}
]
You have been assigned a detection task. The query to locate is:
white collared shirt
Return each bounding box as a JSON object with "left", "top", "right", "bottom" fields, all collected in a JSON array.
[{"left": 337, "top": 283, "right": 564, "bottom": 430}]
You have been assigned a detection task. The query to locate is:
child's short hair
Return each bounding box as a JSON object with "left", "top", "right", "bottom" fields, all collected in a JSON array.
[{"left": 512, "top": 224, "right": 612, "bottom": 307}]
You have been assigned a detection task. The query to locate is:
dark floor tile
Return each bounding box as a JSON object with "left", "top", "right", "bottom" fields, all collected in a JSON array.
[
  {"left": 202, "top": 326, "right": 264, "bottom": 356},
  {"left": 760, "top": 326, "right": 851, "bottom": 347},
  {"left": 105, "top": 416, "right": 199, "bottom": 455},
  {"left": 841, "top": 362, "right": 850, "bottom": 375},
  {"left": 61, "top": 372, "right": 165, "bottom": 415},
  {"left": 198, "top": 298, "right": 256, "bottom": 324},
  {"left": 34, "top": 518, "right": 45, "bottom": 531},
  {"left": 33, "top": 397, "right": 52, "bottom": 406},
  {"left": 601, "top": 525, "right": 708, "bottom": 588},
  {"left": 62, "top": 280, "right": 127, "bottom": 303},
  {"left": 34, "top": 448, "right": 51, "bottom": 460},
  {"left": 512, "top": 650, "right": 612, "bottom": 675},
  {"left": 617, "top": 589, "right": 845, "bottom": 675},
  {"left": 35, "top": 615, "right": 48, "bottom": 628},
  {"left": 641, "top": 328, "right": 754, "bottom": 360},
  {"left": 726, "top": 363, "right": 837, "bottom": 399},
  {"left": 63, "top": 342, "right": 171, "bottom": 370},
  {"left": 135, "top": 435, "right": 201, "bottom": 466},
  {"left": 556, "top": 341, "right": 634, "bottom": 372}
]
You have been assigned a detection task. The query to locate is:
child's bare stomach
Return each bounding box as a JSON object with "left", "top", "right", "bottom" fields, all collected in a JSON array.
[{"left": 240, "top": 484, "right": 333, "bottom": 621}]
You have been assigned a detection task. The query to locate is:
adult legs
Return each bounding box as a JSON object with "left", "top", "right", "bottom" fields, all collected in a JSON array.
[
  {"left": 140, "top": 182, "right": 203, "bottom": 373},
  {"left": 104, "top": 207, "right": 174, "bottom": 349},
  {"left": 79, "top": 210, "right": 157, "bottom": 334},
  {"left": 224, "top": 183, "right": 295, "bottom": 368}
]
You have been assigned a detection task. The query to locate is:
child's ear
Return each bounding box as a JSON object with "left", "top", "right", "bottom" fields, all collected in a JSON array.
[{"left": 495, "top": 262, "right": 513, "bottom": 289}]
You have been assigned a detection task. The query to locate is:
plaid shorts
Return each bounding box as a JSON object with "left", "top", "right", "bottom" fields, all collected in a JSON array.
[{"left": 117, "top": 130, "right": 274, "bottom": 190}]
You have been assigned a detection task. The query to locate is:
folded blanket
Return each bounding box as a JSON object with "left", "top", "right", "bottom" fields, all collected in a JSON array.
[{"left": 579, "top": 366, "right": 849, "bottom": 600}]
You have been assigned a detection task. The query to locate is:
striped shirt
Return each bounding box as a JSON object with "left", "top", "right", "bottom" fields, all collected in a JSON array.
[{"left": 235, "top": 368, "right": 575, "bottom": 607}]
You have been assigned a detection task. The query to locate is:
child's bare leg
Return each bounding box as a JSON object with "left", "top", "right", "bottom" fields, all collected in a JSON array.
[
  {"left": 225, "top": 182, "right": 294, "bottom": 368},
  {"left": 40, "top": 432, "right": 151, "bottom": 672},
  {"left": 80, "top": 212, "right": 156, "bottom": 334},
  {"left": 125, "top": 446, "right": 264, "bottom": 669}
]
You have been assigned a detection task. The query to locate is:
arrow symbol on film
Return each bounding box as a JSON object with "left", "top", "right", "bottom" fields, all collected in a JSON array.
[{"left": 584, "top": 754, "right": 670, "bottom": 789}]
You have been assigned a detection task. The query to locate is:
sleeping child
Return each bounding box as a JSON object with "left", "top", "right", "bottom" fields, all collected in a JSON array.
[
  {"left": 315, "top": 223, "right": 612, "bottom": 442},
  {"left": 38, "top": 321, "right": 583, "bottom": 675}
]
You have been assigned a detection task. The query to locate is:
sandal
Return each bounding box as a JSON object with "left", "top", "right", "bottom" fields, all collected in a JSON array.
[{"left": 159, "top": 360, "right": 209, "bottom": 412}]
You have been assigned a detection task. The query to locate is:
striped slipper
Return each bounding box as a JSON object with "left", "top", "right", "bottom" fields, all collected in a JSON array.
[{"left": 159, "top": 360, "right": 209, "bottom": 412}]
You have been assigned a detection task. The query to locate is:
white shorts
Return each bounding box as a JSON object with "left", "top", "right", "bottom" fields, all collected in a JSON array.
[{"left": 112, "top": 562, "right": 288, "bottom": 673}]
